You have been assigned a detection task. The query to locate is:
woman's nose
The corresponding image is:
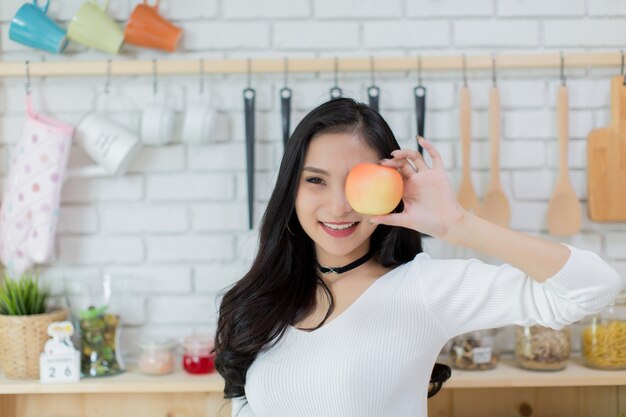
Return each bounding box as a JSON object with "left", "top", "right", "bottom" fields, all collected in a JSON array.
[{"left": 328, "top": 186, "right": 352, "bottom": 216}]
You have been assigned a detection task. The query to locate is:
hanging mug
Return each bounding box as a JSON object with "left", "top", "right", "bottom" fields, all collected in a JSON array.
[
  {"left": 140, "top": 103, "right": 175, "bottom": 146},
  {"left": 9, "top": 0, "right": 69, "bottom": 54},
  {"left": 182, "top": 103, "right": 216, "bottom": 144},
  {"left": 70, "top": 113, "right": 142, "bottom": 177},
  {"left": 67, "top": 0, "right": 124, "bottom": 54},
  {"left": 124, "top": 0, "right": 182, "bottom": 52}
]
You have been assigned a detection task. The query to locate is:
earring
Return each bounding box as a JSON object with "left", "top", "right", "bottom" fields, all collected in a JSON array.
[{"left": 286, "top": 223, "right": 296, "bottom": 236}]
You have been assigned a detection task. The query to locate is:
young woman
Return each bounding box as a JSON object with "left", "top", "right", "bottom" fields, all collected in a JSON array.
[{"left": 215, "top": 98, "right": 623, "bottom": 417}]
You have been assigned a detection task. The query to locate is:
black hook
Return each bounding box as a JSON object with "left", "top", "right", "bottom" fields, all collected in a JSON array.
[
  {"left": 462, "top": 54, "right": 468, "bottom": 87},
  {"left": 199, "top": 58, "right": 205, "bottom": 95},
  {"left": 560, "top": 52, "right": 566, "bottom": 86},
  {"left": 329, "top": 57, "right": 342, "bottom": 99},
  {"left": 491, "top": 53, "right": 497, "bottom": 88},
  {"left": 619, "top": 49, "right": 626, "bottom": 85},
  {"left": 247, "top": 58, "right": 252, "bottom": 89},
  {"left": 152, "top": 58, "right": 158, "bottom": 95},
  {"left": 25, "top": 60, "right": 31, "bottom": 94},
  {"left": 417, "top": 55, "right": 423, "bottom": 86},
  {"left": 283, "top": 57, "right": 289, "bottom": 88},
  {"left": 370, "top": 56, "right": 375, "bottom": 86},
  {"left": 105, "top": 58, "right": 112, "bottom": 95}
]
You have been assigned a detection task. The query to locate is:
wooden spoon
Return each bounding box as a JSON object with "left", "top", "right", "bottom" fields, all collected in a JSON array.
[
  {"left": 478, "top": 85, "right": 511, "bottom": 227},
  {"left": 457, "top": 85, "right": 479, "bottom": 212},
  {"left": 547, "top": 84, "right": 581, "bottom": 236}
]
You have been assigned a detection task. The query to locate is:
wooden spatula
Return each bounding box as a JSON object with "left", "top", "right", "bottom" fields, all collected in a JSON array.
[
  {"left": 587, "top": 75, "right": 626, "bottom": 221},
  {"left": 457, "top": 85, "right": 479, "bottom": 213},
  {"left": 547, "top": 84, "right": 581, "bottom": 236},
  {"left": 478, "top": 86, "right": 511, "bottom": 227}
]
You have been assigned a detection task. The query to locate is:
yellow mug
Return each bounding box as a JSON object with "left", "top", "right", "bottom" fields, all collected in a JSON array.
[{"left": 67, "top": 0, "right": 123, "bottom": 54}]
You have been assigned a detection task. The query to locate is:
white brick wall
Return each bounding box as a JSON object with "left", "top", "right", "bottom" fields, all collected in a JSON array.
[
  {"left": 454, "top": 21, "right": 540, "bottom": 47},
  {"left": 275, "top": 22, "right": 360, "bottom": 50},
  {"left": 544, "top": 20, "right": 626, "bottom": 47},
  {"left": 498, "top": 0, "right": 585, "bottom": 17},
  {"left": 363, "top": 21, "right": 450, "bottom": 49},
  {"left": 1, "top": 0, "right": 624, "bottom": 358},
  {"left": 224, "top": 0, "right": 309, "bottom": 19}
]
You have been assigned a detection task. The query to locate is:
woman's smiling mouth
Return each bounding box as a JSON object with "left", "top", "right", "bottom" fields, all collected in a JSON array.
[{"left": 319, "top": 221, "right": 359, "bottom": 237}]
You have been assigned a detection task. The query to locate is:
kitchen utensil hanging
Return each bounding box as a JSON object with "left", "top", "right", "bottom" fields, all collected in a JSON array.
[
  {"left": 243, "top": 59, "right": 256, "bottom": 230},
  {"left": 587, "top": 51, "right": 626, "bottom": 221},
  {"left": 457, "top": 56, "right": 480, "bottom": 213},
  {"left": 329, "top": 57, "right": 343, "bottom": 100},
  {"left": 547, "top": 54, "right": 581, "bottom": 236},
  {"left": 280, "top": 58, "right": 292, "bottom": 148},
  {"left": 367, "top": 56, "right": 380, "bottom": 112},
  {"left": 477, "top": 56, "right": 511, "bottom": 227},
  {"left": 413, "top": 57, "right": 431, "bottom": 238},
  {"left": 414, "top": 56, "right": 426, "bottom": 154}
]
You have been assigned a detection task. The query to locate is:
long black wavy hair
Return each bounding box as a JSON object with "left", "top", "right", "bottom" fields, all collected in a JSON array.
[{"left": 215, "top": 98, "right": 450, "bottom": 401}]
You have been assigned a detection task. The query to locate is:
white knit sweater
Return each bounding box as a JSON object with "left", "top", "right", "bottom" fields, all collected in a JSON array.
[{"left": 230, "top": 245, "right": 623, "bottom": 417}]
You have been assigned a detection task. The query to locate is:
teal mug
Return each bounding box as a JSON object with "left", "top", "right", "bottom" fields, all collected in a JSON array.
[{"left": 9, "top": 0, "right": 68, "bottom": 54}]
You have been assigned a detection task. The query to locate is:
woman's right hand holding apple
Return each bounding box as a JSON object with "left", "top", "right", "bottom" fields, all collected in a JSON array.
[
  {"left": 373, "top": 137, "right": 572, "bottom": 281},
  {"left": 370, "top": 137, "right": 466, "bottom": 240}
]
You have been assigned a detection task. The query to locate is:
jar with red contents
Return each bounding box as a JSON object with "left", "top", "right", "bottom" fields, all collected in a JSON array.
[{"left": 182, "top": 335, "right": 215, "bottom": 375}]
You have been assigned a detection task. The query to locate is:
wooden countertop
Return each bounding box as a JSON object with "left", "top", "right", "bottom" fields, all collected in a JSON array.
[{"left": 0, "top": 357, "right": 624, "bottom": 394}]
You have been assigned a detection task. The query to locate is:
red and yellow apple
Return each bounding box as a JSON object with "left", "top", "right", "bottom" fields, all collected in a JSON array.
[{"left": 345, "top": 163, "right": 403, "bottom": 215}]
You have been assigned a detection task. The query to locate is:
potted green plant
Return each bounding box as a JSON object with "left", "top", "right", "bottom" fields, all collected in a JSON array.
[{"left": 0, "top": 270, "right": 67, "bottom": 379}]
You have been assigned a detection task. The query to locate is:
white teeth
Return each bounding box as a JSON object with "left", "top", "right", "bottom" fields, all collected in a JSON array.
[{"left": 323, "top": 222, "right": 356, "bottom": 230}]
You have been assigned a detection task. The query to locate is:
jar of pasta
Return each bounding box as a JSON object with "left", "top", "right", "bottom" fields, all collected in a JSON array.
[
  {"left": 515, "top": 325, "right": 570, "bottom": 371},
  {"left": 582, "top": 293, "right": 626, "bottom": 370},
  {"left": 450, "top": 329, "right": 500, "bottom": 370}
]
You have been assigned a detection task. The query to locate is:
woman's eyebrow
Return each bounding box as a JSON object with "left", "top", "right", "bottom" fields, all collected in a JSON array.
[{"left": 302, "top": 167, "right": 329, "bottom": 175}]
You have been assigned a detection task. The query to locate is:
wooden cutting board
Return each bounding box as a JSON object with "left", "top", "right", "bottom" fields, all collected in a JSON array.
[{"left": 587, "top": 75, "right": 626, "bottom": 221}]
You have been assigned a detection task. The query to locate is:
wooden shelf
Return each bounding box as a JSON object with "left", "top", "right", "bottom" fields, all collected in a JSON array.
[
  {"left": 0, "top": 357, "right": 623, "bottom": 395},
  {"left": 1, "top": 51, "right": 623, "bottom": 78},
  {"left": 0, "top": 365, "right": 224, "bottom": 395},
  {"left": 444, "top": 357, "right": 626, "bottom": 389}
]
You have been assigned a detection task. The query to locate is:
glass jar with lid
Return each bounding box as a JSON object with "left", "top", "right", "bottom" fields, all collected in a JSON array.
[
  {"left": 582, "top": 292, "right": 626, "bottom": 370},
  {"left": 450, "top": 329, "right": 500, "bottom": 370},
  {"left": 182, "top": 334, "right": 215, "bottom": 375},
  {"left": 515, "top": 325, "right": 570, "bottom": 371},
  {"left": 138, "top": 338, "right": 177, "bottom": 375}
]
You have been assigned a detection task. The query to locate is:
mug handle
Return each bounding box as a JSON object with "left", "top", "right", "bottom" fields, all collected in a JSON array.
[
  {"left": 94, "top": 0, "right": 110, "bottom": 12},
  {"left": 32, "top": 0, "right": 50, "bottom": 14},
  {"left": 143, "top": 0, "right": 160, "bottom": 10},
  {"left": 65, "top": 165, "right": 108, "bottom": 181}
]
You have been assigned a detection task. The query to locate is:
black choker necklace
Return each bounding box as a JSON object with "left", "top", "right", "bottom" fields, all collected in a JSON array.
[{"left": 316, "top": 249, "right": 376, "bottom": 275}]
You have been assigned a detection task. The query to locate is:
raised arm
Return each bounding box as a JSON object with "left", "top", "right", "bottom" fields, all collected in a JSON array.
[
  {"left": 444, "top": 210, "right": 569, "bottom": 281},
  {"left": 374, "top": 138, "right": 622, "bottom": 337},
  {"left": 375, "top": 138, "right": 574, "bottom": 280}
]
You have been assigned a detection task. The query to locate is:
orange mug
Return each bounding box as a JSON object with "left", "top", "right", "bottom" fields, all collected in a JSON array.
[{"left": 124, "top": 0, "right": 182, "bottom": 52}]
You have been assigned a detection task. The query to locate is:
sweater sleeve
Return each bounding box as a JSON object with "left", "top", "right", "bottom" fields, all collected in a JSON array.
[
  {"left": 232, "top": 397, "right": 256, "bottom": 417},
  {"left": 413, "top": 244, "right": 624, "bottom": 340}
]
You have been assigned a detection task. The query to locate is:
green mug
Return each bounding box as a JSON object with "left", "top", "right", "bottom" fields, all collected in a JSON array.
[{"left": 67, "top": 0, "right": 123, "bottom": 54}]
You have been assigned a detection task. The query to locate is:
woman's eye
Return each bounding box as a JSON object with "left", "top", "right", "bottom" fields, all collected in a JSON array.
[{"left": 305, "top": 177, "right": 325, "bottom": 185}]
